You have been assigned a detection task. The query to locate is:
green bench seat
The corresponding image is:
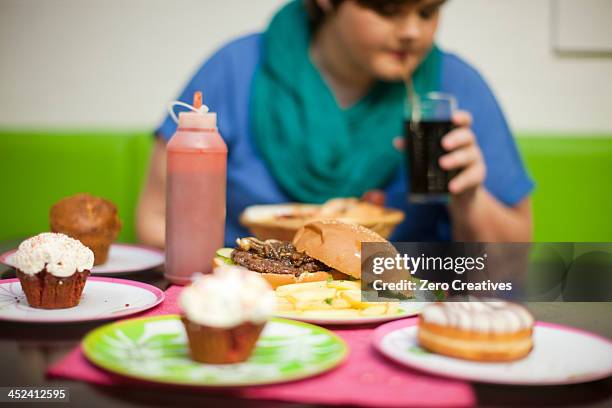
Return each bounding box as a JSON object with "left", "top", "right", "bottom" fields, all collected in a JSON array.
[
  {"left": 0, "top": 129, "right": 610, "bottom": 242},
  {"left": 0, "top": 130, "right": 153, "bottom": 242},
  {"left": 517, "top": 134, "right": 612, "bottom": 242}
]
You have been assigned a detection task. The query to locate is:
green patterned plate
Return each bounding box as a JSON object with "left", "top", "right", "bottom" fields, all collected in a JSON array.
[{"left": 82, "top": 314, "right": 347, "bottom": 387}]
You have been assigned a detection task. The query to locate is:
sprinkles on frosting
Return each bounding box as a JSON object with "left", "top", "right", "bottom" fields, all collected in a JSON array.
[{"left": 14, "top": 232, "right": 94, "bottom": 277}]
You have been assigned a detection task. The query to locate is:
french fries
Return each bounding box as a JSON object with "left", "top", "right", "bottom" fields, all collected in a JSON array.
[{"left": 275, "top": 280, "right": 400, "bottom": 318}]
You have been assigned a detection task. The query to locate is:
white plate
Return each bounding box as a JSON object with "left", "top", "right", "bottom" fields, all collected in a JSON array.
[
  {"left": 274, "top": 302, "right": 425, "bottom": 325},
  {"left": 0, "top": 243, "right": 164, "bottom": 275},
  {"left": 374, "top": 318, "right": 612, "bottom": 385},
  {"left": 0, "top": 277, "right": 164, "bottom": 323}
]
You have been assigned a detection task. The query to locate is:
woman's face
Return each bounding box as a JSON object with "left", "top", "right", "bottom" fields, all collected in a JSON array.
[{"left": 323, "top": 0, "right": 444, "bottom": 81}]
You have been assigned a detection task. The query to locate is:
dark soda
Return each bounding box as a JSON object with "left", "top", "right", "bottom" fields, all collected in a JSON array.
[{"left": 405, "top": 120, "right": 457, "bottom": 199}]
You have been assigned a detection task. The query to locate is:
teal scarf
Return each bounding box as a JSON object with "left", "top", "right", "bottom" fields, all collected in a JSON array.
[{"left": 251, "top": 0, "right": 442, "bottom": 203}]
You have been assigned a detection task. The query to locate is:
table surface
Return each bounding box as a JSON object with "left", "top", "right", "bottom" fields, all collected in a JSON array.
[{"left": 1, "top": 239, "right": 611, "bottom": 408}]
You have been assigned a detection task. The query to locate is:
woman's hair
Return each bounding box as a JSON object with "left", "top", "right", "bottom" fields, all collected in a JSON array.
[{"left": 305, "top": 0, "right": 422, "bottom": 27}]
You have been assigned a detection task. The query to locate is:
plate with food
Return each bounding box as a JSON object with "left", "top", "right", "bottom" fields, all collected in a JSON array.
[
  {"left": 240, "top": 197, "right": 405, "bottom": 241},
  {"left": 0, "top": 277, "right": 164, "bottom": 323},
  {"left": 274, "top": 280, "right": 424, "bottom": 325},
  {"left": 374, "top": 301, "right": 612, "bottom": 385},
  {"left": 83, "top": 314, "right": 347, "bottom": 387},
  {"left": 1, "top": 193, "right": 164, "bottom": 274},
  {"left": 215, "top": 219, "right": 420, "bottom": 325},
  {"left": 83, "top": 267, "right": 347, "bottom": 387},
  {"left": 0, "top": 233, "right": 164, "bottom": 322}
]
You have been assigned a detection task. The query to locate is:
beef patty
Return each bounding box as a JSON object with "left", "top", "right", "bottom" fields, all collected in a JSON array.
[{"left": 230, "top": 238, "right": 329, "bottom": 276}]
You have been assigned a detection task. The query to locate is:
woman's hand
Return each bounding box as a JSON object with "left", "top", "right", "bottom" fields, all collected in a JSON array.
[
  {"left": 439, "top": 111, "right": 486, "bottom": 195},
  {"left": 393, "top": 112, "right": 532, "bottom": 241}
]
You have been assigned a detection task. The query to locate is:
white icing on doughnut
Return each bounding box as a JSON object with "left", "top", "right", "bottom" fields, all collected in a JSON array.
[{"left": 421, "top": 300, "right": 534, "bottom": 333}]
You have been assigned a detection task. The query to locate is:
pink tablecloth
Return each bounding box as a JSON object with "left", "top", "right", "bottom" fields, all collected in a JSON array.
[{"left": 47, "top": 285, "right": 475, "bottom": 407}]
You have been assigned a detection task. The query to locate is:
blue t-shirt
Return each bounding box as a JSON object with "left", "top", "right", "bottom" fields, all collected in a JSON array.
[{"left": 157, "top": 33, "right": 534, "bottom": 246}]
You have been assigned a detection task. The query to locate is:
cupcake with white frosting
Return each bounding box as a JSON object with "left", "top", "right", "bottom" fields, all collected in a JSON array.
[
  {"left": 179, "top": 265, "right": 275, "bottom": 364},
  {"left": 418, "top": 300, "right": 535, "bottom": 362},
  {"left": 14, "top": 232, "right": 94, "bottom": 309}
]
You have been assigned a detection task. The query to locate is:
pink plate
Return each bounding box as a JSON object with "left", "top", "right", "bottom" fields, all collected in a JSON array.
[
  {"left": 0, "top": 277, "right": 164, "bottom": 323},
  {"left": 373, "top": 318, "right": 612, "bottom": 385}
]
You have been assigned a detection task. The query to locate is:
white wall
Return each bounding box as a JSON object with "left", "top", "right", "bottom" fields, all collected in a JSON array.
[
  {"left": 437, "top": 0, "right": 612, "bottom": 133},
  {"left": 1, "top": 0, "right": 611, "bottom": 132}
]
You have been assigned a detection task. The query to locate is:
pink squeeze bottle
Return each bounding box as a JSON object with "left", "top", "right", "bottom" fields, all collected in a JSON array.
[{"left": 165, "top": 91, "right": 227, "bottom": 285}]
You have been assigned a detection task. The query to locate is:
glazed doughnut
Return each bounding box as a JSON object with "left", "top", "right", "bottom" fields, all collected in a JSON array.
[{"left": 418, "top": 301, "right": 534, "bottom": 362}]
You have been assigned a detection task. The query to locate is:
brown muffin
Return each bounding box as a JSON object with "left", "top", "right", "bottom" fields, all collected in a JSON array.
[{"left": 50, "top": 193, "right": 122, "bottom": 265}]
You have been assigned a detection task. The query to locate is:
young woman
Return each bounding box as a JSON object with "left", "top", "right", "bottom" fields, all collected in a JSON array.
[{"left": 137, "top": 0, "right": 533, "bottom": 247}]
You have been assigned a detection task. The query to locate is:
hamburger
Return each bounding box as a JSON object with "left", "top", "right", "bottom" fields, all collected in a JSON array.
[{"left": 214, "top": 220, "right": 390, "bottom": 288}]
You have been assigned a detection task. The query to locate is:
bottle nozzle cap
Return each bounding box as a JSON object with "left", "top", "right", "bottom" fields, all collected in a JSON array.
[
  {"left": 168, "top": 91, "right": 216, "bottom": 128},
  {"left": 193, "top": 91, "right": 203, "bottom": 110}
]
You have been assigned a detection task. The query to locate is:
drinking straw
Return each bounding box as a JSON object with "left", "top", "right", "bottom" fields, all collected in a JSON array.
[{"left": 403, "top": 61, "right": 421, "bottom": 123}]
